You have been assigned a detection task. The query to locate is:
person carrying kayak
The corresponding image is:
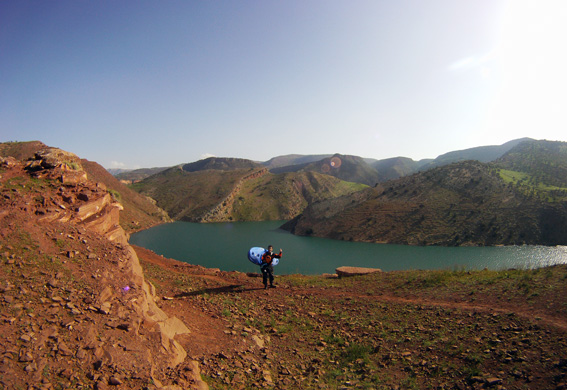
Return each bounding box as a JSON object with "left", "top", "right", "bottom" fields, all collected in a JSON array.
[{"left": 261, "top": 245, "right": 282, "bottom": 289}]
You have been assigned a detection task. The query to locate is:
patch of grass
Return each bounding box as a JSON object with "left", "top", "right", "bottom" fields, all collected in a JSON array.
[
  {"left": 499, "top": 169, "right": 530, "bottom": 184},
  {"left": 342, "top": 343, "right": 372, "bottom": 364},
  {"left": 64, "top": 161, "right": 81, "bottom": 170},
  {"left": 108, "top": 189, "right": 122, "bottom": 203}
]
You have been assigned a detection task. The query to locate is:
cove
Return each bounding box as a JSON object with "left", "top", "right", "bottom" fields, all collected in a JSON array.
[{"left": 129, "top": 221, "right": 567, "bottom": 275}]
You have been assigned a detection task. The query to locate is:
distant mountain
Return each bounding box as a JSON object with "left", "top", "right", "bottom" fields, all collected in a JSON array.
[
  {"left": 107, "top": 168, "right": 131, "bottom": 176},
  {"left": 182, "top": 157, "right": 263, "bottom": 172},
  {"left": 421, "top": 138, "right": 533, "bottom": 170},
  {"left": 114, "top": 157, "right": 262, "bottom": 184},
  {"left": 264, "top": 154, "right": 333, "bottom": 169},
  {"left": 115, "top": 167, "right": 169, "bottom": 183},
  {"left": 271, "top": 154, "right": 384, "bottom": 186},
  {"left": 131, "top": 166, "right": 251, "bottom": 221},
  {"left": 266, "top": 139, "right": 530, "bottom": 184},
  {"left": 370, "top": 157, "right": 430, "bottom": 181},
  {"left": 131, "top": 157, "right": 366, "bottom": 222},
  {"left": 283, "top": 152, "right": 567, "bottom": 246}
]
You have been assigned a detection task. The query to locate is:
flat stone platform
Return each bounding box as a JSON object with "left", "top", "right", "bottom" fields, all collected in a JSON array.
[{"left": 335, "top": 266, "right": 382, "bottom": 277}]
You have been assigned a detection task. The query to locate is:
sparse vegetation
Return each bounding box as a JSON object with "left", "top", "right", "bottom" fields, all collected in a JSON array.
[
  {"left": 1, "top": 141, "right": 567, "bottom": 390},
  {"left": 138, "top": 253, "right": 567, "bottom": 389}
]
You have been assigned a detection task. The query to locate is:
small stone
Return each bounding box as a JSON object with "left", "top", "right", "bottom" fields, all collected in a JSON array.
[
  {"left": 24, "top": 363, "right": 36, "bottom": 372},
  {"left": 99, "top": 302, "right": 111, "bottom": 315},
  {"left": 19, "top": 334, "right": 32, "bottom": 342},
  {"left": 18, "top": 351, "right": 34, "bottom": 362},
  {"left": 58, "top": 342, "right": 74, "bottom": 356},
  {"left": 486, "top": 377, "right": 502, "bottom": 386},
  {"left": 59, "top": 368, "right": 74, "bottom": 379},
  {"left": 47, "top": 276, "right": 59, "bottom": 288},
  {"left": 108, "top": 376, "right": 123, "bottom": 385},
  {"left": 251, "top": 335, "right": 265, "bottom": 348}
]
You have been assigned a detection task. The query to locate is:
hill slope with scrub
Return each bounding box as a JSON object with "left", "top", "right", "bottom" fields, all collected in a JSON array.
[
  {"left": 132, "top": 158, "right": 367, "bottom": 222},
  {"left": 137, "top": 246, "right": 567, "bottom": 390},
  {"left": 284, "top": 143, "right": 567, "bottom": 246}
]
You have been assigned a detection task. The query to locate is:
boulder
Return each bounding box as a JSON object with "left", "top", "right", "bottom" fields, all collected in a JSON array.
[{"left": 335, "top": 266, "right": 382, "bottom": 277}]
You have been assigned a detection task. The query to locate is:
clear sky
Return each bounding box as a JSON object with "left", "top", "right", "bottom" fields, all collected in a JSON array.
[{"left": 2, "top": 1, "right": 566, "bottom": 169}]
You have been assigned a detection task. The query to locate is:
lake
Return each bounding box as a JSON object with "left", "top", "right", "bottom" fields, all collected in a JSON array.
[{"left": 129, "top": 221, "right": 567, "bottom": 275}]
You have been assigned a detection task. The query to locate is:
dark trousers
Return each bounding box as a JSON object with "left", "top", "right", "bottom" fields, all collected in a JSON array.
[{"left": 261, "top": 265, "right": 274, "bottom": 287}]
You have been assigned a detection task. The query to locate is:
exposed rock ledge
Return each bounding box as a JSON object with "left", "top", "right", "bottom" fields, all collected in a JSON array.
[
  {"left": 336, "top": 266, "right": 382, "bottom": 277},
  {"left": 6, "top": 149, "right": 209, "bottom": 389}
]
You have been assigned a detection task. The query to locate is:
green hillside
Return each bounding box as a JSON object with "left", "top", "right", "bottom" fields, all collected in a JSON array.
[
  {"left": 494, "top": 140, "right": 567, "bottom": 202},
  {"left": 131, "top": 160, "right": 367, "bottom": 222},
  {"left": 232, "top": 171, "right": 367, "bottom": 221},
  {"left": 284, "top": 158, "right": 567, "bottom": 246},
  {"left": 131, "top": 165, "right": 254, "bottom": 221}
]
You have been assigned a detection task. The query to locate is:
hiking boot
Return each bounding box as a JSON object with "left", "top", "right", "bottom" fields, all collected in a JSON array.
[
  {"left": 264, "top": 285, "right": 268, "bottom": 290},
  {"left": 269, "top": 285, "right": 276, "bottom": 288}
]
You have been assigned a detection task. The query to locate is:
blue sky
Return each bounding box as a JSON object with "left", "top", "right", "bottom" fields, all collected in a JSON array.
[{"left": 2, "top": 1, "right": 566, "bottom": 169}]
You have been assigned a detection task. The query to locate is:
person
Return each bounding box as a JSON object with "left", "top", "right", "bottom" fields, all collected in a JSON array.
[{"left": 260, "top": 245, "right": 282, "bottom": 289}]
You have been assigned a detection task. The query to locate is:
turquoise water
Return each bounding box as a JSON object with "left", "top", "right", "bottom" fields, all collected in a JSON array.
[{"left": 130, "top": 221, "right": 567, "bottom": 275}]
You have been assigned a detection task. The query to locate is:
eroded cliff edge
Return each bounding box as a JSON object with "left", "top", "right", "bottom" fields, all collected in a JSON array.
[{"left": 0, "top": 148, "right": 207, "bottom": 390}]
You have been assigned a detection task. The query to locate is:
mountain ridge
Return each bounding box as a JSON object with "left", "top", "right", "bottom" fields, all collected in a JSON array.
[
  {"left": 113, "top": 137, "right": 535, "bottom": 185},
  {"left": 283, "top": 140, "right": 567, "bottom": 246},
  {"left": 132, "top": 162, "right": 367, "bottom": 222}
]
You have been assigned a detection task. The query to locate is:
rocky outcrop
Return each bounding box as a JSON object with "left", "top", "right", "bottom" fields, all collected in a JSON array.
[
  {"left": 0, "top": 149, "right": 207, "bottom": 389},
  {"left": 336, "top": 266, "right": 382, "bottom": 277}
]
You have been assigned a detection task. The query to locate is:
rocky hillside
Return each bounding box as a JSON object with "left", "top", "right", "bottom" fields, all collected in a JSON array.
[
  {"left": 227, "top": 170, "right": 367, "bottom": 222},
  {"left": 2, "top": 145, "right": 566, "bottom": 389},
  {"left": 283, "top": 160, "right": 567, "bottom": 246},
  {"left": 0, "top": 148, "right": 207, "bottom": 389},
  {"left": 0, "top": 140, "right": 49, "bottom": 161},
  {"left": 0, "top": 141, "right": 169, "bottom": 233},
  {"left": 132, "top": 159, "right": 366, "bottom": 222},
  {"left": 131, "top": 165, "right": 269, "bottom": 221},
  {"left": 81, "top": 160, "right": 170, "bottom": 232}
]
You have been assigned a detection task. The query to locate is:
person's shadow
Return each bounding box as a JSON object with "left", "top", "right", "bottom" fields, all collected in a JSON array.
[{"left": 174, "top": 284, "right": 264, "bottom": 298}]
